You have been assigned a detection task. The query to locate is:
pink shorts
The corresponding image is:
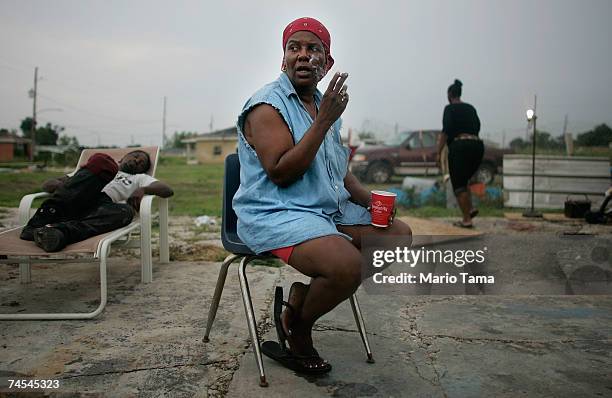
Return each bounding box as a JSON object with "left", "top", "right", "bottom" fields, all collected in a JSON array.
[{"left": 270, "top": 245, "right": 295, "bottom": 264}]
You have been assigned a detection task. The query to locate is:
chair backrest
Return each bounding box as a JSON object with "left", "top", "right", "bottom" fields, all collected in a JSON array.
[
  {"left": 222, "top": 154, "right": 241, "bottom": 239},
  {"left": 221, "top": 153, "right": 254, "bottom": 254},
  {"left": 71, "top": 146, "right": 160, "bottom": 177}
]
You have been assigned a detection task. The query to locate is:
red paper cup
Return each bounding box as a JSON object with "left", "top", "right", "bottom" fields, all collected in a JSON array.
[{"left": 370, "top": 190, "right": 396, "bottom": 228}]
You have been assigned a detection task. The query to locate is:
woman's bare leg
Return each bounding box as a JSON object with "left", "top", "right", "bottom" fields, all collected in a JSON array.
[
  {"left": 455, "top": 190, "right": 473, "bottom": 224},
  {"left": 283, "top": 219, "right": 412, "bottom": 361},
  {"left": 337, "top": 219, "right": 412, "bottom": 250},
  {"left": 288, "top": 235, "right": 363, "bottom": 332}
]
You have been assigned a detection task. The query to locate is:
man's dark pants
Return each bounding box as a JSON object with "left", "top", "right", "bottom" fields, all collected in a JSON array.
[{"left": 24, "top": 168, "right": 135, "bottom": 246}]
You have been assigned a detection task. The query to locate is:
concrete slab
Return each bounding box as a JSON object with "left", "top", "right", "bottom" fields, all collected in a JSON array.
[
  {"left": 1, "top": 223, "right": 611, "bottom": 397},
  {"left": 416, "top": 296, "right": 612, "bottom": 342},
  {"left": 228, "top": 251, "right": 612, "bottom": 397},
  {"left": 398, "top": 216, "right": 482, "bottom": 237},
  {"left": 227, "top": 274, "right": 445, "bottom": 398},
  {"left": 433, "top": 338, "right": 612, "bottom": 397},
  {"left": 228, "top": 327, "right": 445, "bottom": 398},
  {"left": 1, "top": 259, "right": 280, "bottom": 396}
]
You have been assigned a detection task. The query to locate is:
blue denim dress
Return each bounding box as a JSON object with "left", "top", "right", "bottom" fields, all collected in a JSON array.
[{"left": 233, "top": 73, "right": 371, "bottom": 254}]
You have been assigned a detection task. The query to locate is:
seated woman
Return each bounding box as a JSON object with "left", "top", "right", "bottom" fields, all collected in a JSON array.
[{"left": 233, "top": 17, "right": 412, "bottom": 374}]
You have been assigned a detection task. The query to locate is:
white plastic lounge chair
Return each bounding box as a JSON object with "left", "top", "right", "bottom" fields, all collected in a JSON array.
[{"left": 0, "top": 146, "right": 169, "bottom": 320}]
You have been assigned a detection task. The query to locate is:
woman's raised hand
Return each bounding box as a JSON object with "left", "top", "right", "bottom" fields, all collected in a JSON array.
[{"left": 318, "top": 72, "right": 349, "bottom": 126}]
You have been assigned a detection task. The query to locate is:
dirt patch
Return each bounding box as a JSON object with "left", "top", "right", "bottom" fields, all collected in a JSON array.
[
  {"left": 169, "top": 242, "right": 229, "bottom": 262},
  {"left": 0, "top": 206, "right": 19, "bottom": 229},
  {"left": 115, "top": 242, "right": 229, "bottom": 262},
  {"left": 507, "top": 221, "right": 539, "bottom": 232}
]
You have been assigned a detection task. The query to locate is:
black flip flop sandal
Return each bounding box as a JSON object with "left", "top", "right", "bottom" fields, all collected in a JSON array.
[
  {"left": 273, "top": 286, "right": 291, "bottom": 350},
  {"left": 470, "top": 209, "right": 479, "bottom": 219},
  {"left": 453, "top": 221, "right": 474, "bottom": 229},
  {"left": 274, "top": 284, "right": 305, "bottom": 350},
  {"left": 261, "top": 341, "right": 332, "bottom": 375}
]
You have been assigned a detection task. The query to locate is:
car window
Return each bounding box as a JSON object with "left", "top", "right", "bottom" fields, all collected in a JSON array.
[
  {"left": 405, "top": 133, "right": 421, "bottom": 149},
  {"left": 421, "top": 132, "right": 437, "bottom": 148},
  {"left": 384, "top": 131, "right": 411, "bottom": 146}
]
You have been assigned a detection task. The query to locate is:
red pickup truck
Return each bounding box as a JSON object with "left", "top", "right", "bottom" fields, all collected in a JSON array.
[{"left": 349, "top": 130, "right": 511, "bottom": 184}]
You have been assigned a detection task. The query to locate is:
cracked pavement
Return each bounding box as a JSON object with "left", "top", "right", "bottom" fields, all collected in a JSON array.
[
  {"left": 0, "top": 259, "right": 280, "bottom": 397},
  {"left": 228, "top": 233, "right": 612, "bottom": 398},
  {"left": 1, "top": 221, "right": 611, "bottom": 396}
]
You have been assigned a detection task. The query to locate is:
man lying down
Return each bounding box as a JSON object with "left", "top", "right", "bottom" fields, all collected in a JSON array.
[{"left": 20, "top": 150, "right": 173, "bottom": 252}]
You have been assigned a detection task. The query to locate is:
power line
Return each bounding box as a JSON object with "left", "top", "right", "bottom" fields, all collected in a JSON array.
[
  {"left": 0, "top": 57, "right": 169, "bottom": 115},
  {"left": 37, "top": 93, "right": 161, "bottom": 125},
  {"left": 0, "top": 57, "right": 123, "bottom": 98},
  {"left": 0, "top": 63, "right": 28, "bottom": 74},
  {"left": 0, "top": 57, "right": 36, "bottom": 72}
]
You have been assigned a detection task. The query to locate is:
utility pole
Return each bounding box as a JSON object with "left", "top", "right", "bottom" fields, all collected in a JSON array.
[
  {"left": 162, "top": 96, "right": 167, "bottom": 148},
  {"left": 562, "top": 113, "right": 573, "bottom": 156},
  {"left": 29, "top": 67, "right": 38, "bottom": 161}
]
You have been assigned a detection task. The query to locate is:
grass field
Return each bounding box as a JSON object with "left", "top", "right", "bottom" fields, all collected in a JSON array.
[
  {"left": 0, "top": 155, "right": 527, "bottom": 218},
  {"left": 0, "top": 169, "right": 64, "bottom": 208},
  {"left": 0, "top": 157, "right": 225, "bottom": 216},
  {"left": 155, "top": 156, "right": 224, "bottom": 217}
]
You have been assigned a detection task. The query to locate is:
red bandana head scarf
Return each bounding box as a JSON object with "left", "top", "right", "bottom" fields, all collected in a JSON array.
[{"left": 282, "top": 17, "right": 334, "bottom": 78}]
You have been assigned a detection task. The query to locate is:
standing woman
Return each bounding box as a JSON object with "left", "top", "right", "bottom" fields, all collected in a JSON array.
[{"left": 436, "top": 79, "right": 484, "bottom": 228}]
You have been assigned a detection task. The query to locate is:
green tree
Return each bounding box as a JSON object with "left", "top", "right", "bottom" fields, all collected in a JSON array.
[
  {"left": 19, "top": 117, "right": 64, "bottom": 145},
  {"left": 19, "top": 117, "right": 34, "bottom": 138},
  {"left": 58, "top": 134, "right": 80, "bottom": 147},
  {"left": 509, "top": 137, "right": 527, "bottom": 150},
  {"left": 576, "top": 124, "right": 612, "bottom": 147},
  {"left": 510, "top": 130, "right": 565, "bottom": 151},
  {"left": 534, "top": 131, "right": 564, "bottom": 150},
  {"left": 166, "top": 131, "right": 198, "bottom": 149}
]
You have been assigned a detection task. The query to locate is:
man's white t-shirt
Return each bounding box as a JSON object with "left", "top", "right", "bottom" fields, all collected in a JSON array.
[{"left": 102, "top": 171, "right": 158, "bottom": 203}]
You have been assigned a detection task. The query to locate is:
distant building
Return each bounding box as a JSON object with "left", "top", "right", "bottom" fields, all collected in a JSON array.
[
  {"left": 182, "top": 127, "right": 238, "bottom": 164},
  {"left": 0, "top": 135, "right": 32, "bottom": 162}
]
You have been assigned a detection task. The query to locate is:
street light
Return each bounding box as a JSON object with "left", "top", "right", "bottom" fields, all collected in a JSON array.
[{"left": 523, "top": 99, "right": 542, "bottom": 218}]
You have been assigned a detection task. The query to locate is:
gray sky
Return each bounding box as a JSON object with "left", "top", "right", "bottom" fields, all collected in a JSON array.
[{"left": 1, "top": 0, "right": 611, "bottom": 147}]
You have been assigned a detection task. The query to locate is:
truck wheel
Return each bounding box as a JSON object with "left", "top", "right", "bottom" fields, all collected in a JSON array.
[
  {"left": 475, "top": 163, "right": 495, "bottom": 184},
  {"left": 366, "top": 162, "right": 392, "bottom": 183}
]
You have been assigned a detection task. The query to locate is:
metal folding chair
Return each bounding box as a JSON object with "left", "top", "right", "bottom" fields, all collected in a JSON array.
[{"left": 203, "top": 153, "right": 374, "bottom": 387}]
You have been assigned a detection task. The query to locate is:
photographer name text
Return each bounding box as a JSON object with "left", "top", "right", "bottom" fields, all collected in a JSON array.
[{"left": 373, "top": 272, "right": 494, "bottom": 284}]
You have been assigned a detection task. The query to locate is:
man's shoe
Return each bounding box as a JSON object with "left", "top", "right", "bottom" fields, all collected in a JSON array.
[
  {"left": 34, "top": 227, "right": 66, "bottom": 252},
  {"left": 19, "top": 226, "right": 36, "bottom": 241}
]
